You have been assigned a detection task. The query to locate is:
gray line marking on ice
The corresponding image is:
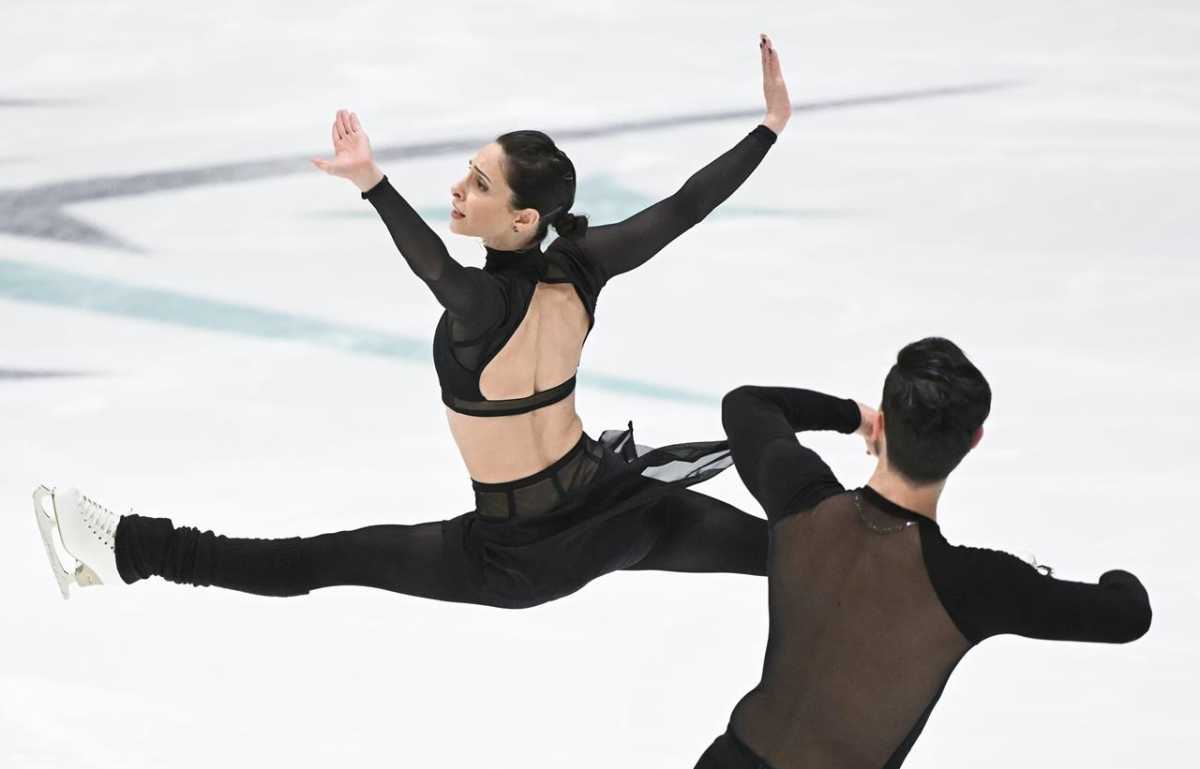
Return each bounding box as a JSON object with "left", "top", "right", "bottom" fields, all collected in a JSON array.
[
  {"left": 0, "top": 368, "right": 88, "bottom": 380},
  {"left": 0, "top": 82, "right": 1015, "bottom": 251},
  {"left": 0, "top": 98, "right": 77, "bottom": 107}
]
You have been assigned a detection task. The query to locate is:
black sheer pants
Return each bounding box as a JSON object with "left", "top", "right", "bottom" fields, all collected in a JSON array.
[
  {"left": 115, "top": 515, "right": 477, "bottom": 601},
  {"left": 626, "top": 489, "right": 767, "bottom": 575},
  {"left": 114, "top": 488, "right": 766, "bottom": 608}
]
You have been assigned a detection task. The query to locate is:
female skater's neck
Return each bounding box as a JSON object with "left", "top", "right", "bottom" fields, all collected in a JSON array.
[
  {"left": 483, "top": 231, "right": 538, "bottom": 252},
  {"left": 865, "top": 467, "right": 945, "bottom": 521}
]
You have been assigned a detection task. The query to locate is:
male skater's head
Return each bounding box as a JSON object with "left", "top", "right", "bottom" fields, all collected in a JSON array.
[{"left": 862, "top": 337, "right": 991, "bottom": 496}]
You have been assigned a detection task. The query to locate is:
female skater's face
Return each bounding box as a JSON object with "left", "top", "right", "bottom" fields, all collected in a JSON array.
[{"left": 449, "top": 142, "right": 537, "bottom": 240}]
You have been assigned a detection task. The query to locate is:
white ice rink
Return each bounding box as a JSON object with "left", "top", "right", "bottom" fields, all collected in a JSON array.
[{"left": 2, "top": 1, "right": 1197, "bottom": 766}]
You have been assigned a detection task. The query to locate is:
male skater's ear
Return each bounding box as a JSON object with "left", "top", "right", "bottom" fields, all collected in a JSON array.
[{"left": 856, "top": 402, "right": 882, "bottom": 457}]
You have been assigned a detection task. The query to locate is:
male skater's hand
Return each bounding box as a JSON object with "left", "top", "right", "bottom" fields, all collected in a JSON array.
[
  {"left": 312, "top": 109, "right": 385, "bottom": 192},
  {"left": 760, "top": 34, "right": 791, "bottom": 135},
  {"left": 856, "top": 402, "right": 881, "bottom": 457}
]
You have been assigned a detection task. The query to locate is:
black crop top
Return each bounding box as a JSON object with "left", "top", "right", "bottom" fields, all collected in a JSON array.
[{"left": 362, "top": 124, "right": 777, "bottom": 417}]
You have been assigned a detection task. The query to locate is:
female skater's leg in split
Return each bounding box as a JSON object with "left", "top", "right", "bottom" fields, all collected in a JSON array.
[
  {"left": 33, "top": 486, "right": 483, "bottom": 603},
  {"left": 624, "top": 489, "right": 767, "bottom": 575},
  {"left": 35, "top": 432, "right": 766, "bottom": 605},
  {"left": 34, "top": 485, "right": 764, "bottom": 606}
]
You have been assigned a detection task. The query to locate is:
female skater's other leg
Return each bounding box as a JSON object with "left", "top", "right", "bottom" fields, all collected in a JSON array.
[{"left": 626, "top": 489, "right": 767, "bottom": 576}]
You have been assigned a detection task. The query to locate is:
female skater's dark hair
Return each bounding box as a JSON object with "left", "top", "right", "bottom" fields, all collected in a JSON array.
[
  {"left": 496, "top": 130, "right": 589, "bottom": 243},
  {"left": 881, "top": 337, "right": 991, "bottom": 483}
]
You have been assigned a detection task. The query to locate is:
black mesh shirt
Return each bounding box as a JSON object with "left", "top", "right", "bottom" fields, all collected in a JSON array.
[{"left": 707, "top": 385, "right": 1152, "bottom": 769}]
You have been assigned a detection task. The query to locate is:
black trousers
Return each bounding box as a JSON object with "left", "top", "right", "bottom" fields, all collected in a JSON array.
[{"left": 114, "top": 430, "right": 767, "bottom": 609}]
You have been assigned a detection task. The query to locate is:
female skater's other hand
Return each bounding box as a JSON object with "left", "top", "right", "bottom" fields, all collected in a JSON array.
[
  {"left": 311, "top": 109, "right": 384, "bottom": 192},
  {"left": 759, "top": 34, "right": 791, "bottom": 135},
  {"left": 856, "top": 402, "right": 881, "bottom": 457}
]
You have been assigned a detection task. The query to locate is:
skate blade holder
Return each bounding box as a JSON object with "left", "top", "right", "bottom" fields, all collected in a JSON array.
[{"left": 32, "top": 485, "right": 103, "bottom": 600}]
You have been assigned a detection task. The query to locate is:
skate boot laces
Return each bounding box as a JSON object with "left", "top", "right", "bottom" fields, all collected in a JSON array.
[{"left": 79, "top": 493, "right": 118, "bottom": 550}]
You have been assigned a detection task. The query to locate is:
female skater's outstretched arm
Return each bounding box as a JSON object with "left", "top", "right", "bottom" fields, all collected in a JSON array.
[
  {"left": 312, "top": 111, "right": 504, "bottom": 334},
  {"left": 574, "top": 34, "right": 792, "bottom": 281}
]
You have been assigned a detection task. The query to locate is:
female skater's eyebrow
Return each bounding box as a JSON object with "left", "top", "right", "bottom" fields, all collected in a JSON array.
[{"left": 469, "top": 162, "right": 492, "bottom": 184}]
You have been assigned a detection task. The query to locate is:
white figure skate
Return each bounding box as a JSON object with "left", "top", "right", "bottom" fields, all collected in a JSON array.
[{"left": 32, "top": 486, "right": 123, "bottom": 599}]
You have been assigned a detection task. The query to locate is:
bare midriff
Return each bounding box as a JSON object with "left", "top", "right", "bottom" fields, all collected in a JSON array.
[{"left": 446, "top": 281, "right": 590, "bottom": 484}]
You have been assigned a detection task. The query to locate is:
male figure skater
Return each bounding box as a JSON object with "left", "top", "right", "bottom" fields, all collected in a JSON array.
[{"left": 696, "top": 336, "right": 1151, "bottom": 769}]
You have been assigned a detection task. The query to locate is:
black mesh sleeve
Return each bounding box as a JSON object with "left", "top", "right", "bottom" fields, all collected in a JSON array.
[
  {"left": 362, "top": 176, "right": 504, "bottom": 335},
  {"left": 938, "top": 546, "right": 1153, "bottom": 644},
  {"left": 721, "top": 385, "right": 862, "bottom": 522},
  {"left": 576, "top": 125, "right": 777, "bottom": 281}
]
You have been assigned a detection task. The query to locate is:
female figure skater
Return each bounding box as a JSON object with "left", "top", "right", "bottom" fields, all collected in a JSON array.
[{"left": 35, "top": 35, "right": 791, "bottom": 609}]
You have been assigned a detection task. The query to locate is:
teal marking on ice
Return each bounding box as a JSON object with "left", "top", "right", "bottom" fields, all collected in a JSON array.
[
  {"left": 0, "top": 259, "right": 716, "bottom": 405},
  {"left": 578, "top": 371, "right": 718, "bottom": 406},
  {"left": 0, "top": 260, "right": 424, "bottom": 360}
]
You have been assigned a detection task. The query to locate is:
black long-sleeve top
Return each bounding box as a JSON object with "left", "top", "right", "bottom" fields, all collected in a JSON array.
[
  {"left": 361, "top": 126, "right": 777, "bottom": 415},
  {"left": 719, "top": 385, "right": 1152, "bottom": 769}
]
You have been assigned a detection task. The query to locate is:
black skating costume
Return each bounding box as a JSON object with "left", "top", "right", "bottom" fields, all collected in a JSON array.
[
  {"left": 116, "top": 126, "right": 780, "bottom": 608},
  {"left": 694, "top": 385, "right": 1152, "bottom": 768}
]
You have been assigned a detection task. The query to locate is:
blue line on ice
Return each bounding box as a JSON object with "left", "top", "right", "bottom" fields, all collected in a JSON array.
[{"left": 0, "top": 259, "right": 717, "bottom": 405}]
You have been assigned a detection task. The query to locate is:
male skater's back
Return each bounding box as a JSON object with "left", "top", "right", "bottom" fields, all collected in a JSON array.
[{"left": 696, "top": 337, "right": 1151, "bottom": 769}]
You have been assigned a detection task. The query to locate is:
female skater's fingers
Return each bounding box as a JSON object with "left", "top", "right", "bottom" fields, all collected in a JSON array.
[
  {"left": 339, "top": 109, "right": 352, "bottom": 139},
  {"left": 331, "top": 117, "right": 339, "bottom": 147},
  {"left": 350, "top": 112, "right": 362, "bottom": 133},
  {"left": 311, "top": 158, "right": 330, "bottom": 173},
  {"left": 761, "top": 36, "right": 777, "bottom": 79},
  {"left": 333, "top": 116, "right": 344, "bottom": 144}
]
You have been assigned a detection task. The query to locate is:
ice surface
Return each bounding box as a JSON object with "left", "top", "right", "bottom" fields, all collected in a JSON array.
[{"left": 2, "top": 1, "right": 1197, "bottom": 766}]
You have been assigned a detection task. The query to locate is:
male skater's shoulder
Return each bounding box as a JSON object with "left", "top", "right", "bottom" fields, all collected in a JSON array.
[{"left": 920, "top": 526, "right": 1152, "bottom": 646}]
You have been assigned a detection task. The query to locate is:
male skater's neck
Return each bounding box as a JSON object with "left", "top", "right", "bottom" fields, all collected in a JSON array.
[{"left": 865, "top": 466, "right": 945, "bottom": 522}]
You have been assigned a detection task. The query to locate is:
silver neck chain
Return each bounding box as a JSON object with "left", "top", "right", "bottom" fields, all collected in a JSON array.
[{"left": 853, "top": 491, "right": 917, "bottom": 535}]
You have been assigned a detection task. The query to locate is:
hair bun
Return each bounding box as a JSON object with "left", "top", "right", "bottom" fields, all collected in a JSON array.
[{"left": 553, "top": 211, "right": 589, "bottom": 239}]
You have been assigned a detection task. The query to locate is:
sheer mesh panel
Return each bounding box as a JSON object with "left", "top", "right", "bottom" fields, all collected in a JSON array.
[
  {"left": 445, "top": 314, "right": 497, "bottom": 372},
  {"left": 471, "top": 434, "right": 604, "bottom": 520},
  {"left": 443, "top": 375, "right": 577, "bottom": 417},
  {"left": 731, "top": 491, "right": 969, "bottom": 769}
]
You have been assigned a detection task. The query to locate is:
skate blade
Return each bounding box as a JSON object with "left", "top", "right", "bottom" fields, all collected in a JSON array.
[
  {"left": 75, "top": 563, "right": 102, "bottom": 587},
  {"left": 32, "top": 486, "right": 73, "bottom": 600}
]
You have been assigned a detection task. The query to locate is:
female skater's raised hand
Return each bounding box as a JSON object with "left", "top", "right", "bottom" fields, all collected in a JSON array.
[
  {"left": 311, "top": 109, "right": 384, "bottom": 192},
  {"left": 759, "top": 34, "right": 791, "bottom": 135}
]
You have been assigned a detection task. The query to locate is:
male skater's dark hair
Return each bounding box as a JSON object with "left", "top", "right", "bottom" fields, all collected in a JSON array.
[
  {"left": 496, "top": 130, "right": 589, "bottom": 243},
  {"left": 881, "top": 336, "right": 991, "bottom": 483}
]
